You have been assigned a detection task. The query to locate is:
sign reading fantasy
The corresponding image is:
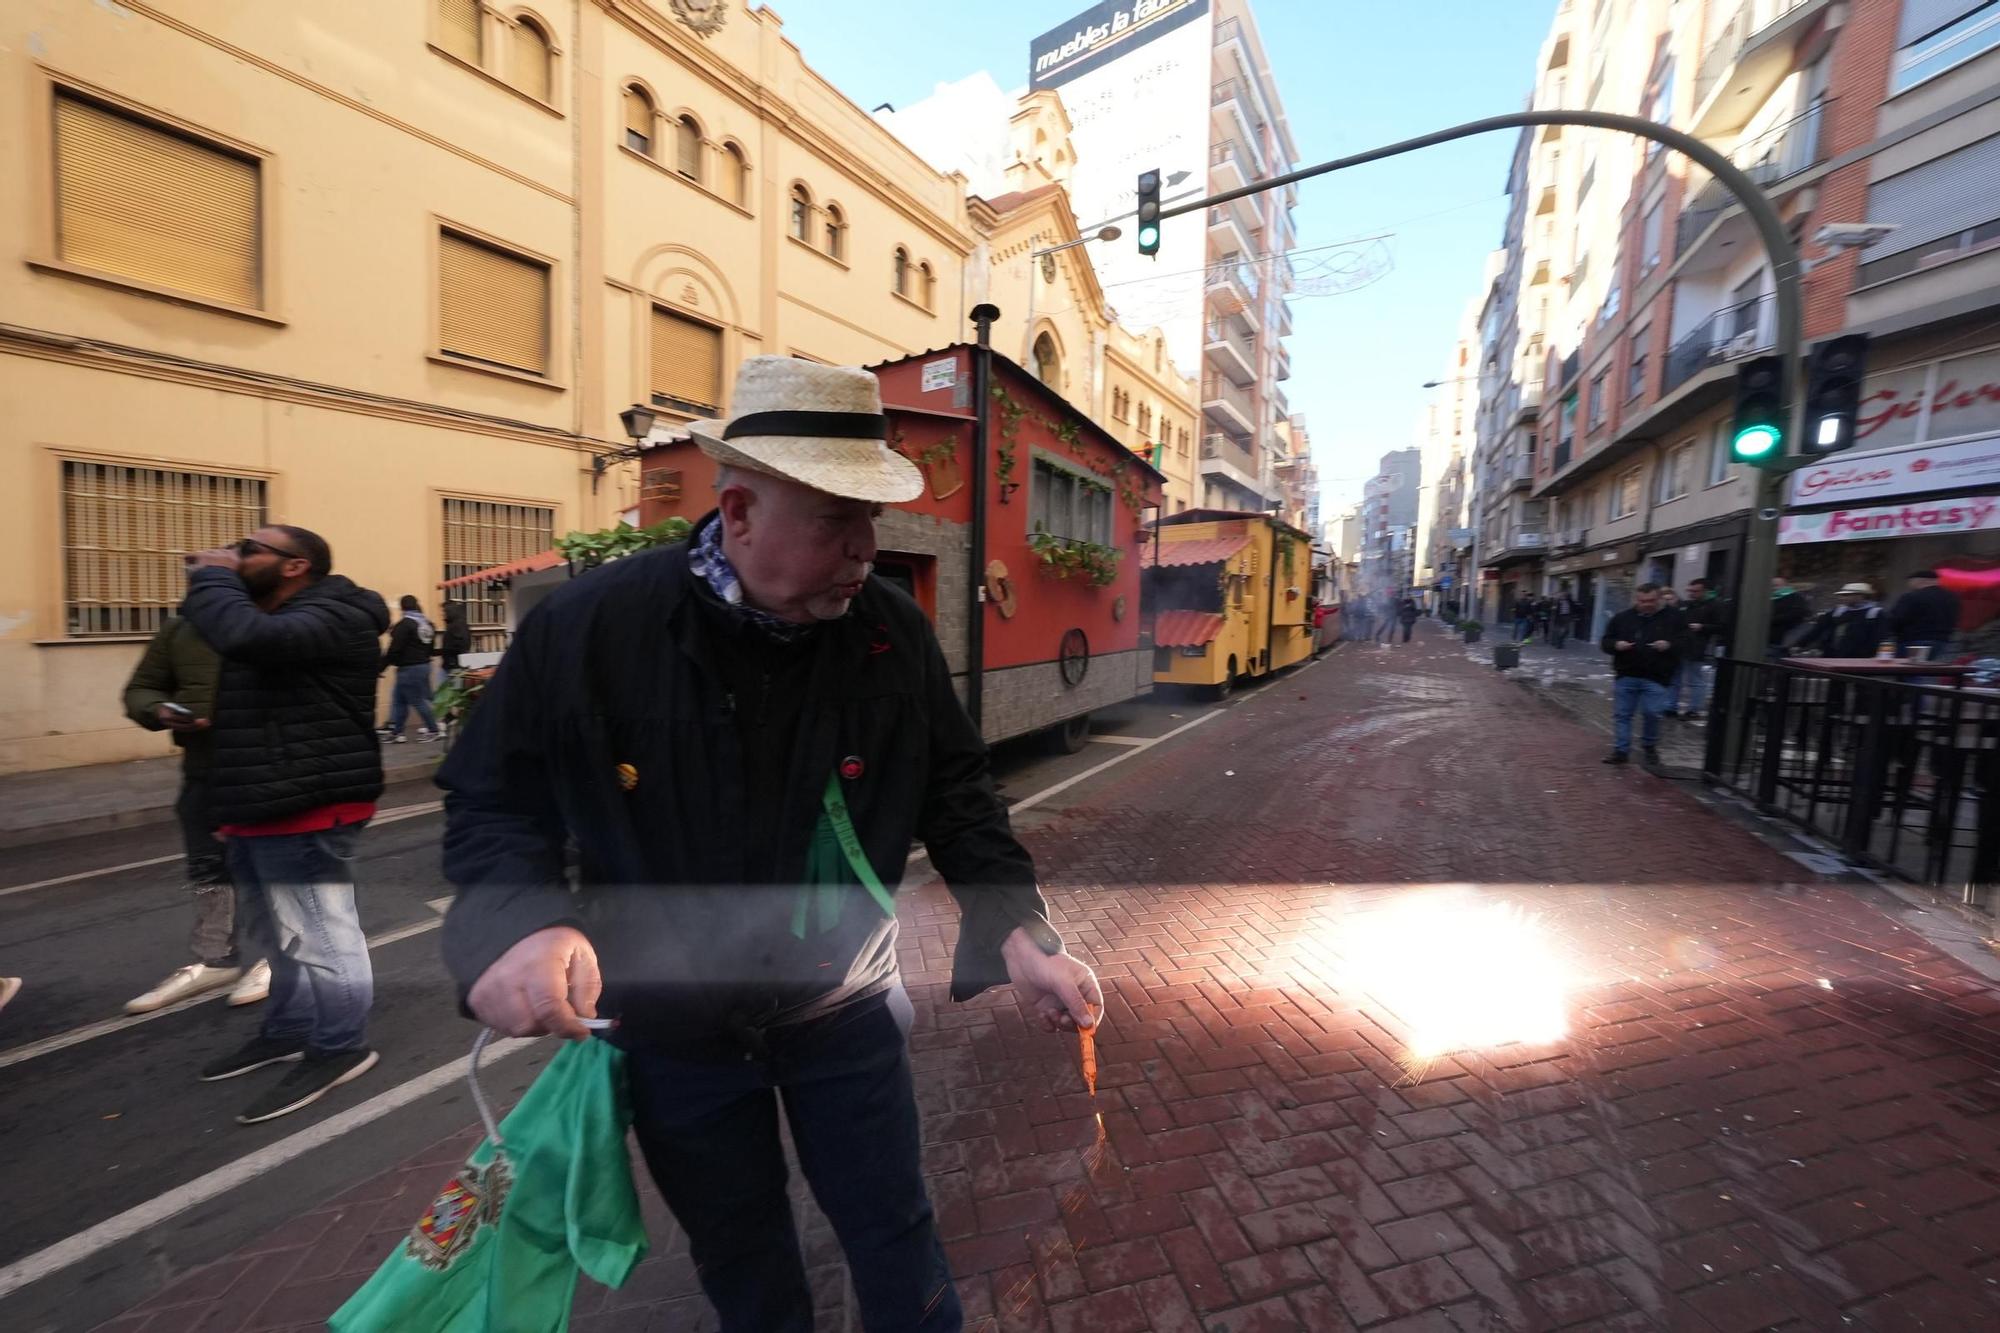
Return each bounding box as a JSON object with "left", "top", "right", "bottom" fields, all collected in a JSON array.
[{"left": 1780, "top": 496, "right": 2000, "bottom": 545}]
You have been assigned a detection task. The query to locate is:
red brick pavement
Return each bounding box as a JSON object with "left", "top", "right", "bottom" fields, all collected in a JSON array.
[{"left": 96, "top": 628, "right": 2000, "bottom": 1331}]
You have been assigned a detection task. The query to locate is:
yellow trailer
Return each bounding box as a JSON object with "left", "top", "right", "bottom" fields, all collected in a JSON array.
[{"left": 1145, "top": 510, "right": 1316, "bottom": 697}]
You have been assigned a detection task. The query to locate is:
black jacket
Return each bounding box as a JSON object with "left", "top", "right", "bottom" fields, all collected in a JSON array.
[
  {"left": 1770, "top": 588, "right": 1812, "bottom": 648},
  {"left": 436, "top": 540, "right": 1053, "bottom": 1050},
  {"left": 1890, "top": 584, "right": 1961, "bottom": 646},
  {"left": 441, "top": 606, "right": 473, "bottom": 657},
  {"left": 1683, "top": 595, "right": 1735, "bottom": 654},
  {"left": 1801, "top": 605, "right": 1887, "bottom": 659},
  {"left": 180, "top": 569, "right": 390, "bottom": 826},
  {"left": 1601, "top": 605, "right": 1690, "bottom": 685},
  {"left": 381, "top": 614, "right": 438, "bottom": 670}
]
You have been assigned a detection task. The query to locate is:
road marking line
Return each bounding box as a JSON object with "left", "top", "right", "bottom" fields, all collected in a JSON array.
[
  {"left": 1086, "top": 734, "right": 1151, "bottom": 747},
  {"left": 1010, "top": 710, "right": 1220, "bottom": 816},
  {"left": 0, "top": 918, "right": 445, "bottom": 1071},
  {"left": 0, "top": 1035, "right": 540, "bottom": 1302},
  {"left": 0, "top": 801, "right": 446, "bottom": 900}
]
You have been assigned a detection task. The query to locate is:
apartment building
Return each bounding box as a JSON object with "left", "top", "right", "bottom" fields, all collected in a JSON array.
[
  {"left": 1, "top": 0, "right": 993, "bottom": 773},
  {"left": 1275, "top": 413, "right": 1320, "bottom": 532},
  {"left": 1362, "top": 448, "right": 1422, "bottom": 594},
  {"left": 1418, "top": 294, "right": 1485, "bottom": 603},
  {"left": 1510, "top": 0, "right": 2000, "bottom": 638}
]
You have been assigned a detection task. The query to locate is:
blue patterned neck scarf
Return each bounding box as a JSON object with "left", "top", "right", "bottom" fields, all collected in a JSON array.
[{"left": 688, "top": 515, "right": 816, "bottom": 643}]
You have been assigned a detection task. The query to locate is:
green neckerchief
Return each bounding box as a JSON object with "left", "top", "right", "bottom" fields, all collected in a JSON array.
[{"left": 792, "top": 772, "right": 898, "bottom": 938}]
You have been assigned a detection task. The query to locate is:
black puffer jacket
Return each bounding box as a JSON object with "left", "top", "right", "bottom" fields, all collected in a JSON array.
[{"left": 180, "top": 568, "right": 390, "bottom": 826}]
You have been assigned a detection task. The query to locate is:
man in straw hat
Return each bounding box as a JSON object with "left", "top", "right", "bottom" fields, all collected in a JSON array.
[
  {"left": 438, "top": 356, "right": 1100, "bottom": 1331},
  {"left": 1798, "top": 582, "right": 1886, "bottom": 659}
]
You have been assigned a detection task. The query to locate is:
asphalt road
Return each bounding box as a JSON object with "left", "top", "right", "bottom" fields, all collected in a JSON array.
[{"left": 0, "top": 689, "right": 1230, "bottom": 1332}]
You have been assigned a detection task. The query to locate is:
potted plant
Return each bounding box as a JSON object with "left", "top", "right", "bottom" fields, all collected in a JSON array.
[{"left": 1460, "top": 619, "right": 1483, "bottom": 644}]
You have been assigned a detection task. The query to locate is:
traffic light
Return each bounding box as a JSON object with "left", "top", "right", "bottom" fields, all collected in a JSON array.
[
  {"left": 1803, "top": 334, "right": 1868, "bottom": 456},
  {"left": 1136, "top": 169, "right": 1161, "bottom": 256},
  {"left": 1731, "top": 355, "right": 1785, "bottom": 466}
]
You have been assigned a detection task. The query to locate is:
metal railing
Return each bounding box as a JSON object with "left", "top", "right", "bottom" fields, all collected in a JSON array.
[
  {"left": 1204, "top": 319, "right": 1256, "bottom": 366},
  {"left": 1202, "top": 376, "right": 1256, "bottom": 425},
  {"left": 1705, "top": 659, "right": 2000, "bottom": 909},
  {"left": 1662, "top": 292, "right": 1774, "bottom": 393},
  {"left": 1207, "top": 254, "right": 1261, "bottom": 303},
  {"left": 1675, "top": 100, "right": 1829, "bottom": 255},
  {"left": 1210, "top": 139, "right": 1257, "bottom": 180}
]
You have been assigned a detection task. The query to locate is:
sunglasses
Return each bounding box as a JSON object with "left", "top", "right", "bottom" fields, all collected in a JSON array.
[{"left": 237, "top": 537, "right": 305, "bottom": 561}]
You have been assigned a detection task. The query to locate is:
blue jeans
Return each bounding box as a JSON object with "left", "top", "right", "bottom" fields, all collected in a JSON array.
[
  {"left": 1613, "top": 676, "right": 1670, "bottom": 754},
  {"left": 1676, "top": 657, "right": 1714, "bottom": 715},
  {"left": 228, "top": 825, "right": 372, "bottom": 1056},
  {"left": 625, "top": 991, "right": 958, "bottom": 1333},
  {"left": 385, "top": 663, "right": 437, "bottom": 736}
]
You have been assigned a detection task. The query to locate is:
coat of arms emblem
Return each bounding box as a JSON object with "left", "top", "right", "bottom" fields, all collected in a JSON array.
[
  {"left": 670, "top": 0, "right": 728, "bottom": 38},
  {"left": 404, "top": 1154, "right": 513, "bottom": 1271}
]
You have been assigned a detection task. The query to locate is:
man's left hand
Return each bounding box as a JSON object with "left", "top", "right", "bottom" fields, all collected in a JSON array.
[
  {"left": 1001, "top": 926, "right": 1102, "bottom": 1033},
  {"left": 186, "top": 547, "right": 241, "bottom": 572},
  {"left": 1650, "top": 640, "right": 1671, "bottom": 652}
]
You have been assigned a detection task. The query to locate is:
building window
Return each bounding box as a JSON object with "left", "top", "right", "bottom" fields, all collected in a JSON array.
[
  {"left": 650, "top": 305, "right": 722, "bottom": 415},
  {"left": 1138, "top": 403, "right": 1153, "bottom": 437},
  {"left": 622, "top": 83, "right": 654, "bottom": 156},
  {"left": 442, "top": 498, "right": 554, "bottom": 653},
  {"left": 918, "top": 261, "right": 936, "bottom": 310},
  {"left": 439, "top": 228, "right": 550, "bottom": 376},
  {"left": 438, "top": 0, "right": 482, "bottom": 64},
  {"left": 1641, "top": 200, "right": 1663, "bottom": 273},
  {"left": 1893, "top": 2, "right": 2000, "bottom": 93},
  {"left": 52, "top": 90, "right": 262, "bottom": 310},
  {"left": 1708, "top": 419, "right": 1733, "bottom": 486},
  {"left": 673, "top": 114, "right": 702, "bottom": 182},
  {"left": 824, "top": 204, "right": 846, "bottom": 260},
  {"left": 1614, "top": 467, "right": 1641, "bottom": 518},
  {"left": 1627, "top": 328, "right": 1649, "bottom": 400},
  {"left": 722, "top": 143, "right": 748, "bottom": 207},
  {"left": 1030, "top": 457, "right": 1112, "bottom": 545},
  {"left": 1032, "top": 332, "right": 1058, "bottom": 386},
  {"left": 61, "top": 460, "right": 266, "bottom": 638},
  {"left": 1656, "top": 443, "right": 1691, "bottom": 503},
  {"left": 789, "top": 184, "right": 812, "bottom": 242},
  {"left": 893, "top": 246, "right": 911, "bottom": 297},
  {"left": 1588, "top": 370, "right": 1608, "bottom": 428},
  {"left": 509, "top": 15, "right": 553, "bottom": 102},
  {"left": 1178, "top": 426, "right": 1191, "bottom": 456},
  {"left": 1647, "top": 63, "right": 1673, "bottom": 158}
]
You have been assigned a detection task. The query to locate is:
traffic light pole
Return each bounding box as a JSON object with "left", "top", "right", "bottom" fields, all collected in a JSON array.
[{"left": 1153, "top": 108, "right": 1805, "bottom": 760}]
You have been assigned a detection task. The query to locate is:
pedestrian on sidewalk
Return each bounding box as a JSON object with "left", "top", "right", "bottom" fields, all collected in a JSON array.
[
  {"left": 180, "top": 526, "right": 389, "bottom": 1125},
  {"left": 438, "top": 358, "right": 1100, "bottom": 1333},
  {"left": 1889, "top": 569, "right": 1962, "bottom": 660},
  {"left": 1600, "top": 582, "right": 1689, "bottom": 768},
  {"left": 439, "top": 600, "right": 472, "bottom": 672},
  {"left": 1374, "top": 593, "right": 1396, "bottom": 643},
  {"left": 378, "top": 595, "right": 441, "bottom": 743},
  {"left": 1551, "top": 590, "right": 1576, "bottom": 649},
  {"left": 1513, "top": 595, "right": 1535, "bottom": 644},
  {"left": 1679, "top": 577, "right": 1733, "bottom": 719},
  {"left": 120, "top": 613, "right": 272, "bottom": 1013},
  {"left": 1769, "top": 576, "right": 1813, "bottom": 657},
  {"left": 1398, "top": 596, "right": 1420, "bottom": 643},
  {"left": 1798, "top": 582, "right": 1887, "bottom": 659}
]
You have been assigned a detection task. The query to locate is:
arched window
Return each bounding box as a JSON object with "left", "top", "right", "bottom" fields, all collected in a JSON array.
[
  {"left": 892, "top": 246, "right": 910, "bottom": 296},
  {"left": 622, "top": 84, "right": 654, "bottom": 156},
  {"left": 510, "top": 15, "right": 552, "bottom": 102},
  {"left": 674, "top": 115, "right": 703, "bottom": 182},
  {"left": 824, "top": 204, "right": 846, "bottom": 260},
  {"left": 918, "top": 261, "right": 935, "bottom": 310},
  {"left": 1033, "top": 332, "right": 1058, "bottom": 386},
  {"left": 790, "top": 185, "right": 813, "bottom": 242},
  {"left": 722, "top": 142, "right": 748, "bottom": 207}
]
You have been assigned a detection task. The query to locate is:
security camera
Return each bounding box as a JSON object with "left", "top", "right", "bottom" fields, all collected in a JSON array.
[
  {"left": 1814, "top": 222, "right": 1898, "bottom": 251},
  {"left": 1759, "top": 506, "right": 1780, "bottom": 521}
]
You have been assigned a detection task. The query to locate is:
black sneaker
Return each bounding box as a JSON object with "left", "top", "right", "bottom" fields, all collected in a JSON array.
[
  {"left": 1643, "top": 748, "right": 1662, "bottom": 767},
  {"left": 237, "top": 1049, "right": 379, "bottom": 1125},
  {"left": 1602, "top": 751, "right": 1629, "bottom": 765},
  {"left": 200, "top": 1035, "right": 306, "bottom": 1082}
]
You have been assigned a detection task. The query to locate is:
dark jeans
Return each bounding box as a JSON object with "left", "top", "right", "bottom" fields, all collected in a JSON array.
[
  {"left": 626, "top": 991, "right": 959, "bottom": 1333},
  {"left": 175, "top": 766, "right": 236, "bottom": 966},
  {"left": 384, "top": 663, "right": 438, "bottom": 736},
  {"left": 228, "top": 825, "right": 373, "bottom": 1055}
]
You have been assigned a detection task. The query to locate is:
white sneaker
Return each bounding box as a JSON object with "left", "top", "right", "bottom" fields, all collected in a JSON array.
[
  {"left": 227, "top": 959, "right": 272, "bottom": 1007},
  {"left": 124, "top": 963, "right": 243, "bottom": 1014},
  {"left": 418, "top": 729, "right": 442, "bottom": 743}
]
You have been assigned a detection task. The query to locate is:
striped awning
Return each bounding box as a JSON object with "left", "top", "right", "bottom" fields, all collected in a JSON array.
[
  {"left": 1149, "top": 533, "right": 1251, "bottom": 567},
  {"left": 1154, "top": 610, "right": 1226, "bottom": 648},
  {"left": 438, "top": 548, "right": 567, "bottom": 589}
]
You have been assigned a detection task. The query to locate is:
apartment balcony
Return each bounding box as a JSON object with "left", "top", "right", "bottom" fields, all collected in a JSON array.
[
  {"left": 1691, "top": 0, "right": 1833, "bottom": 137},
  {"left": 1489, "top": 527, "right": 1550, "bottom": 562},
  {"left": 1504, "top": 460, "right": 1536, "bottom": 494},
  {"left": 1209, "top": 139, "right": 1253, "bottom": 193},
  {"left": 1210, "top": 80, "right": 1268, "bottom": 169},
  {"left": 1206, "top": 201, "right": 1257, "bottom": 262},
  {"left": 1206, "top": 256, "right": 1261, "bottom": 329},
  {"left": 1200, "top": 433, "right": 1266, "bottom": 500},
  {"left": 1204, "top": 318, "right": 1257, "bottom": 386},
  {"left": 1277, "top": 300, "right": 1293, "bottom": 337},
  {"left": 1514, "top": 381, "right": 1543, "bottom": 424},
  {"left": 1202, "top": 376, "right": 1256, "bottom": 435},
  {"left": 1274, "top": 342, "right": 1291, "bottom": 381},
  {"left": 1674, "top": 100, "right": 1831, "bottom": 262},
  {"left": 1662, "top": 292, "right": 1773, "bottom": 396}
]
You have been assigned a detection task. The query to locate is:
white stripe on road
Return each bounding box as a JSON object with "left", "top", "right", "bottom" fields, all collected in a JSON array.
[
  {"left": 0, "top": 1035, "right": 540, "bottom": 1303},
  {"left": 0, "top": 801, "right": 446, "bottom": 900},
  {"left": 0, "top": 917, "right": 445, "bottom": 1072},
  {"left": 1085, "top": 734, "right": 1151, "bottom": 747},
  {"left": 1009, "top": 709, "right": 1221, "bottom": 815}
]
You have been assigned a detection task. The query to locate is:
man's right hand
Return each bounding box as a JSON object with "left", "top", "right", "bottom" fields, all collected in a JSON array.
[
  {"left": 1614, "top": 640, "right": 1634, "bottom": 652},
  {"left": 467, "top": 926, "right": 600, "bottom": 1040},
  {"left": 154, "top": 705, "right": 208, "bottom": 734}
]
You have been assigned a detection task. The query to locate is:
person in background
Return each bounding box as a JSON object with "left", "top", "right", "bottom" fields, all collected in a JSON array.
[
  {"left": 1678, "top": 577, "right": 1734, "bottom": 720},
  {"left": 1889, "top": 569, "right": 1962, "bottom": 660},
  {"left": 1550, "top": 589, "right": 1577, "bottom": 649},
  {"left": 1769, "top": 576, "right": 1812, "bottom": 657},
  {"left": 121, "top": 613, "right": 271, "bottom": 1013},
  {"left": 440, "top": 600, "right": 472, "bottom": 673},
  {"left": 1799, "top": 582, "right": 1887, "bottom": 659},
  {"left": 1600, "top": 582, "right": 1689, "bottom": 768},
  {"left": 378, "top": 595, "right": 441, "bottom": 744},
  {"left": 180, "top": 526, "right": 388, "bottom": 1125},
  {"left": 1398, "top": 596, "right": 1420, "bottom": 643},
  {"left": 1513, "top": 594, "right": 1536, "bottom": 644}
]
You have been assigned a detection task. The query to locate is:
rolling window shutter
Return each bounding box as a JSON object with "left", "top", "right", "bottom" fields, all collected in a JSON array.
[
  {"left": 1864, "top": 135, "right": 2000, "bottom": 259},
  {"left": 55, "top": 93, "right": 260, "bottom": 308},
  {"left": 1898, "top": 0, "right": 1989, "bottom": 45},
  {"left": 438, "top": 0, "right": 481, "bottom": 62},
  {"left": 439, "top": 231, "right": 549, "bottom": 374},
  {"left": 511, "top": 21, "right": 551, "bottom": 102},
  {"left": 651, "top": 308, "right": 721, "bottom": 410}
]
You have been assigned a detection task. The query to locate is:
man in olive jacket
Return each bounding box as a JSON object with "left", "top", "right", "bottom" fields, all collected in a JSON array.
[
  {"left": 440, "top": 358, "right": 1100, "bottom": 1333},
  {"left": 121, "top": 615, "right": 270, "bottom": 1013}
]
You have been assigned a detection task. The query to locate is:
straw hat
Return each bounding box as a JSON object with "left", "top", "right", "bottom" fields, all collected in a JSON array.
[
  {"left": 689, "top": 357, "right": 922, "bottom": 503},
  {"left": 1838, "top": 582, "right": 1876, "bottom": 596}
]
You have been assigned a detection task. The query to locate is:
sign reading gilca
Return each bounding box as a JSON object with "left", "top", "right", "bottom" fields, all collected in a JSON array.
[
  {"left": 1788, "top": 430, "right": 2000, "bottom": 505},
  {"left": 1030, "top": 0, "right": 1208, "bottom": 88},
  {"left": 1780, "top": 497, "right": 2000, "bottom": 545}
]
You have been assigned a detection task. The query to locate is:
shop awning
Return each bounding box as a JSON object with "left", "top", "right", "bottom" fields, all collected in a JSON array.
[
  {"left": 1149, "top": 533, "right": 1252, "bottom": 568},
  {"left": 438, "top": 549, "right": 567, "bottom": 589},
  {"left": 1154, "top": 610, "right": 1226, "bottom": 647}
]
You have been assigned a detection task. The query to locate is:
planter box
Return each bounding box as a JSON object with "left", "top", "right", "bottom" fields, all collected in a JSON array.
[
  {"left": 1462, "top": 626, "right": 1483, "bottom": 644},
  {"left": 1493, "top": 643, "right": 1520, "bottom": 670}
]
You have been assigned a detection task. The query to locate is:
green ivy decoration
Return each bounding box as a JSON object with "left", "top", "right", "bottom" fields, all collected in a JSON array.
[
  {"left": 1029, "top": 525, "right": 1122, "bottom": 588},
  {"left": 555, "top": 516, "right": 693, "bottom": 569},
  {"left": 918, "top": 438, "right": 958, "bottom": 469}
]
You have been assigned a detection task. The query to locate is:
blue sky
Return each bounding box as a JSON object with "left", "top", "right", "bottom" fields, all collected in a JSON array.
[{"left": 778, "top": 0, "right": 1552, "bottom": 515}]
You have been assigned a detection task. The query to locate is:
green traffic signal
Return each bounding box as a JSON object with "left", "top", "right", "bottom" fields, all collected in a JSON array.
[
  {"left": 1733, "top": 423, "right": 1781, "bottom": 460},
  {"left": 1136, "top": 168, "right": 1161, "bottom": 257},
  {"left": 1137, "top": 223, "right": 1160, "bottom": 250},
  {"left": 1730, "top": 356, "right": 1785, "bottom": 468}
]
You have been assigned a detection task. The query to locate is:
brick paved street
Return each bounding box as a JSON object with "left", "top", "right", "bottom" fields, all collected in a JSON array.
[{"left": 95, "top": 624, "right": 2000, "bottom": 1332}]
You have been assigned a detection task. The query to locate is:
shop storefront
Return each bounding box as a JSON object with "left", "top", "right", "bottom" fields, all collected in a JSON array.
[
  {"left": 1546, "top": 541, "right": 1641, "bottom": 641},
  {"left": 1637, "top": 515, "right": 1748, "bottom": 599},
  {"left": 1782, "top": 430, "right": 2000, "bottom": 596}
]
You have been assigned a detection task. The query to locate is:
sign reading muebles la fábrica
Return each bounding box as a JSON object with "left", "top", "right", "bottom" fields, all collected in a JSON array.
[{"left": 1029, "top": 0, "right": 1208, "bottom": 88}]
